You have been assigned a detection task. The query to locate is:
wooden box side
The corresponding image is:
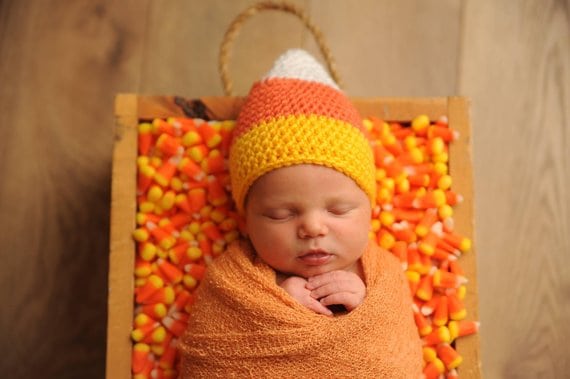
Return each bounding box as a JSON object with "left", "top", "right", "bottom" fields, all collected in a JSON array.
[
  {"left": 106, "top": 94, "right": 139, "bottom": 379},
  {"left": 447, "top": 97, "right": 482, "bottom": 378}
]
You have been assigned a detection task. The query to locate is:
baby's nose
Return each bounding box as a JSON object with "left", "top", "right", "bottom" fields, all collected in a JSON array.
[{"left": 298, "top": 213, "right": 328, "bottom": 238}]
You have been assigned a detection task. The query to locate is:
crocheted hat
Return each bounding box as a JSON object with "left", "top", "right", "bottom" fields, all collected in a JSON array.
[{"left": 229, "top": 49, "right": 376, "bottom": 213}]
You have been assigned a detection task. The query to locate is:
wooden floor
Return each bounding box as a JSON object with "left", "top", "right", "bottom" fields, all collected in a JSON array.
[{"left": 0, "top": 0, "right": 568, "bottom": 378}]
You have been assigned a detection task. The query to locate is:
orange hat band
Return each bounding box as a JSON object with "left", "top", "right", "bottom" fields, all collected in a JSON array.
[{"left": 232, "top": 77, "right": 366, "bottom": 141}]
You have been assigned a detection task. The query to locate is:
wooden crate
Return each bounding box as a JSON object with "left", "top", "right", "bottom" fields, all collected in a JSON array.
[{"left": 106, "top": 94, "right": 481, "bottom": 378}]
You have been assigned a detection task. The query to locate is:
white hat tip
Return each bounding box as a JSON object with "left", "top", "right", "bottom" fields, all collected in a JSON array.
[{"left": 262, "top": 49, "right": 340, "bottom": 90}]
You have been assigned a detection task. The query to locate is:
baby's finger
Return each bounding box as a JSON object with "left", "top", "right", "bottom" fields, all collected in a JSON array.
[
  {"left": 309, "top": 281, "right": 349, "bottom": 299},
  {"left": 306, "top": 270, "right": 350, "bottom": 290},
  {"left": 305, "top": 298, "right": 333, "bottom": 316},
  {"left": 319, "top": 292, "right": 362, "bottom": 311}
]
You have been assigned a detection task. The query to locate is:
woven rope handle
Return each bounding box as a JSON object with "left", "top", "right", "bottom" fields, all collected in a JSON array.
[{"left": 219, "top": 0, "right": 342, "bottom": 96}]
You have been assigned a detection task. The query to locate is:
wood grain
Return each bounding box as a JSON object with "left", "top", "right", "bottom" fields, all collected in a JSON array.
[
  {"left": 0, "top": 0, "right": 567, "bottom": 378},
  {"left": 459, "top": 0, "right": 570, "bottom": 378},
  {"left": 0, "top": 1, "right": 148, "bottom": 377}
]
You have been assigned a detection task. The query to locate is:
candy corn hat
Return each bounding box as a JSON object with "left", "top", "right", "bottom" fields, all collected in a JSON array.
[{"left": 229, "top": 49, "right": 376, "bottom": 213}]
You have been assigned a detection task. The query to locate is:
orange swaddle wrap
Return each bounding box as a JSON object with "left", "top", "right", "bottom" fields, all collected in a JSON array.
[{"left": 179, "top": 240, "right": 423, "bottom": 378}]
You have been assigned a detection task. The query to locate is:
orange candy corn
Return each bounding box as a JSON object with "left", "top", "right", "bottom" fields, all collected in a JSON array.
[
  {"left": 178, "top": 157, "right": 204, "bottom": 181},
  {"left": 201, "top": 149, "right": 225, "bottom": 175},
  {"left": 437, "top": 343, "right": 463, "bottom": 370},
  {"left": 157, "top": 258, "right": 183, "bottom": 284},
  {"left": 154, "top": 158, "right": 179, "bottom": 187},
  {"left": 158, "top": 339, "right": 178, "bottom": 369},
  {"left": 162, "top": 315, "right": 187, "bottom": 337},
  {"left": 138, "top": 123, "right": 153, "bottom": 156},
  {"left": 136, "top": 275, "right": 164, "bottom": 304},
  {"left": 206, "top": 175, "right": 228, "bottom": 206},
  {"left": 433, "top": 294, "right": 449, "bottom": 327},
  {"left": 412, "top": 304, "right": 432, "bottom": 337},
  {"left": 442, "top": 231, "right": 472, "bottom": 253},
  {"left": 448, "top": 320, "right": 480, "bottom": 340},
  {"left": 196, "top": 122, "right": 222, "bottom": 148},
  {"left": 418, "top": 231, "right": 439, "bottom": 256},
  {"left": 422, "top": 358, "right": 445, "bottom": 379},
  {"left": 391, "top": 240, "right": 408, "bottom": 268},
  {"left": 184, "top": 263, "right": 206, "bottom": 280},
  {"left": 156, "top": 133, "right": 182, "bottom": 157},
  {"left": 416, "top": 268, "right": 435, "bottom": 301},
  {"left": 141, "top": 303, "right": 167, "bottom": 320},
  {"left": 188, "top": 144, "right": 209, "bottom": 163},
  {"left": 448, "top": 292, "right": 467, "bottom": 320},
  {"left": 132, "top": 343, "right": 152, "bottom": 374},
  {"left": 187, "top": 188, "right": 207, "bottom": 215},
  {"left": 415, "top": 208, "right": 438, "bottom": 238},
  {"left": 433, "top": 269, "right": 467, "bottom": 289},
  {"left": 423, "top": 358, "right": 445, "bottom": 379},
  {"left": 143, "top": 285, "right": 175, "bottom": 305},
  {"left": 137, "top": 163, "right": 156, "bottom": 194},
  {"left": 131, "top": 320, "right": 160, "bottom": 342},
  {"left": 423, "top": 326, "right": 451, "bottom": 346}
]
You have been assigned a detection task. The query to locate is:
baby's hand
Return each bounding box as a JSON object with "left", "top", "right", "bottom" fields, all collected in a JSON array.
[
  {"left": 279, "top": 276, "right": 333, "bottom": 316},
  {"left": 306, "top": 271, "right": 366, "bottom": 312}
]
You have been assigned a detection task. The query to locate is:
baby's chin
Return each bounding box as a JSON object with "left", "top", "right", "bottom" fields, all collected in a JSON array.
[{"left": 288, "top": 263, "right": 355, "bottom": 279}]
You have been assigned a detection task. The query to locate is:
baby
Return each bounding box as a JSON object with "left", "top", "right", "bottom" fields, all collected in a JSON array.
[
  {"left": 246, "top": 163, "right": 370, "bottom": 316},
  {"left": 180, "top": 49, "right": 422, "bottom": 378}
]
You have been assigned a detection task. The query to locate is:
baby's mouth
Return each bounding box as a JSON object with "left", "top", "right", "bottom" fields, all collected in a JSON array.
[{"left": 298, "top": 250, "right": 333, "bottom": 265}]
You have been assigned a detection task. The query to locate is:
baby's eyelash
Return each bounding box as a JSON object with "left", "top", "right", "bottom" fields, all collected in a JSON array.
[
  {"left": 327, "top": 206, "right": 354, "bottom": 215},
  {"left": 263, "top": 209, "right": 295, "bottom": 220}
]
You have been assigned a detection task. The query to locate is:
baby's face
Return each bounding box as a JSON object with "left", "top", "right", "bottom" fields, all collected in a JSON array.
[{"left": 245, "top": 164, "right": 371, "bottom": 278}]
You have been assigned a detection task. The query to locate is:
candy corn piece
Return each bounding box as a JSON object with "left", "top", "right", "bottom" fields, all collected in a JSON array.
[
  {"left": 144, "top": 285, "right": 175, "bottom": 305},
  {"left": 433, "top": 269, "right": 467, "bottom": 289},
  {"left": 422, "top": 346, "right": 437, "bottom": 363},
  {"left": 162, "top": 315, "right": 187, "bottom": 337},
  {"left": 201, "top": 149, "right": 225, "bottom": 175},
  {"left": 136, "top": 275, "right": 164, "bottom": 304},
  {"left": 197, "top": 122, "right": 222, "bottom": 148},
  {"left": 433, "top": 295, "right": 448, "bottom": 327},
  {"left": 416, "top": 267, "right": 436, "bottom": 301},
  {"left": 436, "top": 343, "right": 463, "bottom": 370},
  {"left": 423, "top": 326, "right": 451, "bottom": 346},
  {"left": 156, "top": 258, "right": 183, "bottom": 284},
  {"left": 448, "top": 320, "right": 480, "bottom": 341},
  {"left": 132, "top": 343, "right": 152, "bottom": 374},
  {"left": 206, "top": 175, "right": 228, "bottom": 206},
  {"left": 422, "top": 357, "right": 445, "bottom": 379},
  {"left": 178, "top": 157, "right": 205, "bottom": 181},
  {"left": 156, "top": 133, "right": 182, "bottom": 157},
  {"left": 448, "top": 292, "right": 467, "bottom": 320},
  {"left": 158, "top": 339, "right": 178, "bottom": 369},
  {"left": 412, "top": 304, "right": 432, "bottom": 337},
  {"left": 141, "top": 303, "right": 167, "bottom": 320}
]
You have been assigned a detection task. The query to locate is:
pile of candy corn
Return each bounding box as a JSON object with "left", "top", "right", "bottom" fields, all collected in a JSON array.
[{"left": 130, "top": 114, "right": 478, "bottom": 378}]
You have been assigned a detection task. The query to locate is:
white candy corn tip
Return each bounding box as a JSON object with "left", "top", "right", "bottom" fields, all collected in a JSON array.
[{"left": 262, "top": 49, "right": 340, "bottom": 90}]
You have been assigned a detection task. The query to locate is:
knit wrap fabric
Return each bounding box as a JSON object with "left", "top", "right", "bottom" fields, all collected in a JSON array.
[
  {"left": 178, "top": 240, "right": 423, "bottom": 378},
  {"left": 229, "top": 49, "right": 377, "bottom": 213}
]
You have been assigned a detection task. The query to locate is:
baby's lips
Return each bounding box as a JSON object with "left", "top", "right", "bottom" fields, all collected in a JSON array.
[{"left": 298, "top": 251, "right": 333, "bottom": 266}]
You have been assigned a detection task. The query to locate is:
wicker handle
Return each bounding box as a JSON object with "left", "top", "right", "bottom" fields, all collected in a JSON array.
[{"left": 219, "top": 0, "right": 342, "bottom": 96}]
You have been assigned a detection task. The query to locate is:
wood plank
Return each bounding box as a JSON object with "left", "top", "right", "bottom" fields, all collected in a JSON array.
[
  {"left": 459, "top": 0, "right": 570, "bottom": 377},
  {"left": 0, "top": 1, "right": 149, "bottom": 378},
  {"left": 448, "top": 97, "right": 482, "bottom": 378},
  {"left": 106, "top": 94, "right": 139, "bottom": 379}
]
